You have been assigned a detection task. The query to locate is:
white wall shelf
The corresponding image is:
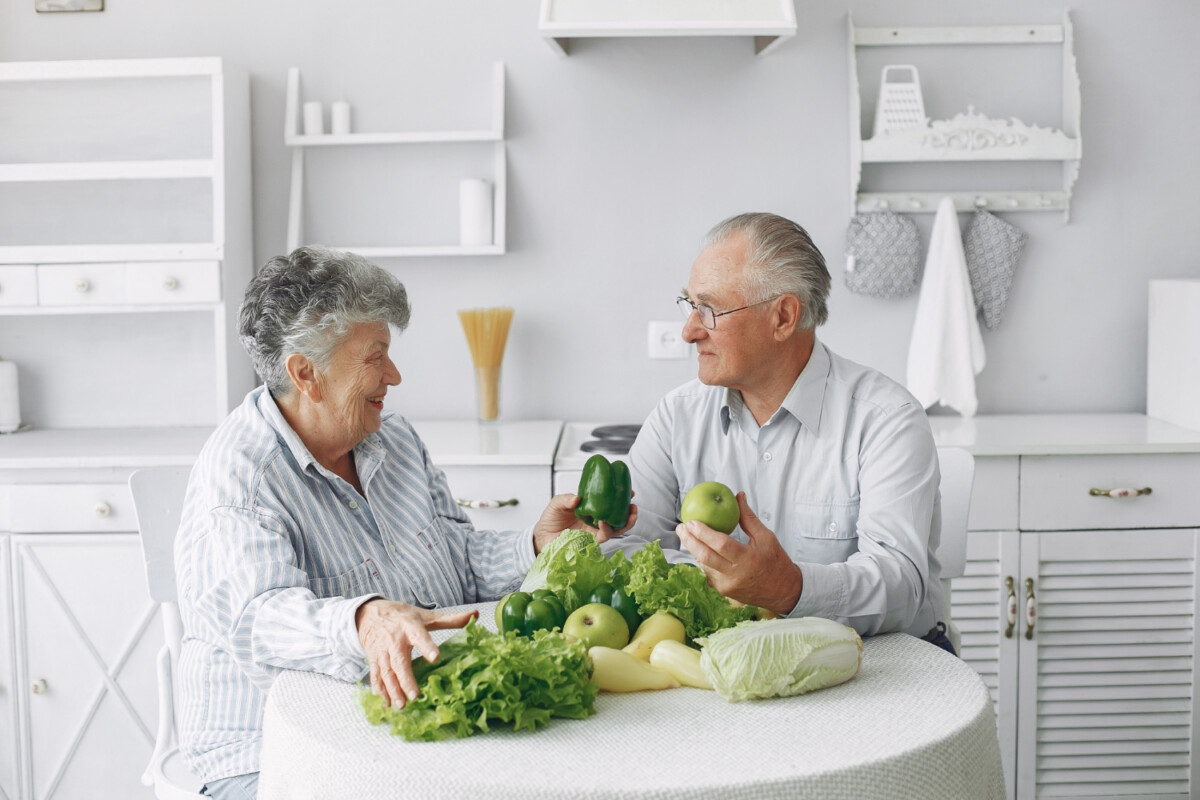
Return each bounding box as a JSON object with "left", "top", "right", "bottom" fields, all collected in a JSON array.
[
  {"left": 849, "top": 11, "right": 1082, "bottom": 220},
  {"left": 284, "top": 62, "right": 507, "bottom": 257},
  {"left": 538, "top": 0, "right": 796, "bottom": 57},
  {"left": 0, "top": 56, "right": 254, "bottom": 428}
]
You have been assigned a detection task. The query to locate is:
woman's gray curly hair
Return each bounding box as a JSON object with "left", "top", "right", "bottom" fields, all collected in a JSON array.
[
  {"left": 702, "top": 212, "right": 830, "bottom": 330},
  {"left": 238, "top": 245, "right": 411, "bottom": 397}
]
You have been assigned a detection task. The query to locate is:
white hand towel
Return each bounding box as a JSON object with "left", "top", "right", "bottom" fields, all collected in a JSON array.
[{"left": 905, "top": 197, "right": 986, "bottom": 416}]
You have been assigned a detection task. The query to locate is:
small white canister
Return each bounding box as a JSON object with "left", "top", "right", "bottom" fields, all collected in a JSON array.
[{"left": 0, "top": 358, "right": 21, "bottom": 433}]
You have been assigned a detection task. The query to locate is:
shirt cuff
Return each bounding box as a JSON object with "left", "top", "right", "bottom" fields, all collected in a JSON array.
[
  {"left": 516, "top": 523, "right": 538, "bottom": 574},
  {"left": 786, "top": 562, "right": 845, "bottom": 620},
  {"left": 339, "top": 593, "right": 383, "bottom": 669}
]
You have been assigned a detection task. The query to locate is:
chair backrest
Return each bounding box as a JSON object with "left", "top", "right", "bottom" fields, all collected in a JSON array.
[
  {"left": 130, "top": 466, "right": 193, "bottom": 604},
  {"left": 935, "top": 447, "right": 975, "bottom": 580}
]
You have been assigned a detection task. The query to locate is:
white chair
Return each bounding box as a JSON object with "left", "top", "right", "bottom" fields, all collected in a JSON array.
[
  {"left": 935, "top": 447, "right": 976, "bottom": 656},
  {"left": 129, "top": 466, "right": 206, "bottom": 800}
]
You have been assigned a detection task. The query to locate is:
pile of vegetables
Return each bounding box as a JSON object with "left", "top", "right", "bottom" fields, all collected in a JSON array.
[{"left": 359, "top": 531, "right": 865, "bottom": 741}]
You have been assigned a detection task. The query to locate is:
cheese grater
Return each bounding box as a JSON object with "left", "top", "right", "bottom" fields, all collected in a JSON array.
[{"left": 872, "top": 65, "right": 926, "bottom": 138}]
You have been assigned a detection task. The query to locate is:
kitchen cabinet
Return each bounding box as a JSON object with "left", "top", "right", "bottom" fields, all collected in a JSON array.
[
  {"left": 0, "top": 429, "right": 207, "bottom": 800},
  {"left": 0, "top": 56, "right": 254, "bottom": 428},
  {"left": 284, "top": 62, "right": 506, "bottom": 257},
  {"left": 934, "top": 416, "right": 1200, "bottom": 799},
  {"left": 848, "top": 12, "right": 1081, "bottom": 218},
  {"left": 409, "top": 420, "right": 562, "bottom": 532},
  {"left": 537, "top": 0, "right": 796, "bottom": 57}
]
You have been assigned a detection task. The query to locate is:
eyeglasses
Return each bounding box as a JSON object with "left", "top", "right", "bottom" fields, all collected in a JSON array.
[{"left": 676, "top": 295, "right": 778, "bottom": 330}]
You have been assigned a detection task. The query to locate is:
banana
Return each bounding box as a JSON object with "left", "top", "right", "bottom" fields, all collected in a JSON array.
[
  {"left": 622, "top": 611, "right": 686, "bottom": 660},
  {"left": 649, "top": 640, "right": 713, "bottom": 690},
  {"left": 589, "top": 646, "right": 680, "bottom": 692}
]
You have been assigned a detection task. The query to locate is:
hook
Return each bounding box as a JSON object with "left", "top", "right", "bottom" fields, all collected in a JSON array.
[
  {"left": 876, "top": 198, "right": 890, "bottom": 211},
  {"left": 973, "top": 196, "right": 988, "bottom": 209},
  {"left": 907, "top": 197, "right": 921, "bottom": 210},
  {"left": 1006, "top": 197, "right": 1019, "bottom": 209}
]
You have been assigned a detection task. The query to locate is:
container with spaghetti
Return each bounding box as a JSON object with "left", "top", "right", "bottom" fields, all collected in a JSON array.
[{"left": 457, "top": 306, "right": 513, "bottom": 421}]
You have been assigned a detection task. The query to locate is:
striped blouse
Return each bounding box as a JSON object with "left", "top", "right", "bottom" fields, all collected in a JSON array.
[{"left": 174, "top": 386, "right": 534, "bottom": 782}]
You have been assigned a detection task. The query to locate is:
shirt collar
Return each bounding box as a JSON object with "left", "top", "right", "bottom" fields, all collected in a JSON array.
[
  {"left": 254, "top": 385, "right": 386, "bottom": 475},
  {"left": 718, "top": 337, "right": 831, "bottom": 434}
]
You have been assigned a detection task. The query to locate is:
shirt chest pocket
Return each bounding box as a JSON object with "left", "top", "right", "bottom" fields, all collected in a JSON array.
[
  {"left": 307, "top": 559, "right": 378, "bottom": 599},
  {"left": 789, "top": 499, "right": 860, "bottom": 565}
]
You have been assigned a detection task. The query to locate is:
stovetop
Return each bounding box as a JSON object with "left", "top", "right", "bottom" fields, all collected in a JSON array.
[{"left": 555, "top": 422, "right": 642, "bottom": 470}]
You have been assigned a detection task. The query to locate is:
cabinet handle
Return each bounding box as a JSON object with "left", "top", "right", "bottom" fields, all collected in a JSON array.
[
  {"left": 94, "top": 501, "right": 112, "bottom": 518},
  {"left": 1088, "top": 486, "right": 1152, "bottom": 498},
  {"left": 455, "top": 497, "right": 519, "bottom": 510},
  {"left": 31, "top": 678, "right": 48, "bottom": 694},
  {"left": 162, "top": 276, "right": 180, "bottom": 291},
  {"left": 74, "top": 278, "right": 91, "bottom": 293},
  {"left": 1024, "top": 577, "right": 1037, "bottom": 640},
  {"left": 1004, "top": 576, "right": 1017, "bottom": 638}
]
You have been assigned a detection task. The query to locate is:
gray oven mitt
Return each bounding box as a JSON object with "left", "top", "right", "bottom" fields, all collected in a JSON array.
[
  {"left": 963, "top": 209, "right": 1027, "bottom": 329},
  {"left": 844, "top": 209, "right": 921, "bottom": 299}
]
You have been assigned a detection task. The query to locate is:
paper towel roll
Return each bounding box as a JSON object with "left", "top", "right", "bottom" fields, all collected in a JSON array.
[
  {"left": 0, "top": 360, "right": 21, "bottom": 433},
  {"left": 459, "top": 179, "right": 493, "bottom": 247},
  {"left": 331, "top": 101, "right": 351, "bottom": 135},
  {"left": 303, "top": 101, "right": 324, "bottom": 136}
]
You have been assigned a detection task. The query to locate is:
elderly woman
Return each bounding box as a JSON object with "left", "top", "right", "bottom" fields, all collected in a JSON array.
[{"left": 174, "top": 246, "right": 630, "bottom": 800}]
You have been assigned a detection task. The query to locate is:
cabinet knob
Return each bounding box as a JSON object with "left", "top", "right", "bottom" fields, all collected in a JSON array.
[
  {"left": 162, "top": 276, "right": 179, "bottom": 291},
  {"left": 31, "top": 678, "right": 48, "bottom": 694},
  {"left": 94, "top": 501, "right": 112, "bottom": 518},
  {"left": 74, "top": 279, "right": 91, "bottom": 294},
  {"left": 454, "top": 497, "right": 519, "bottom": 510}
]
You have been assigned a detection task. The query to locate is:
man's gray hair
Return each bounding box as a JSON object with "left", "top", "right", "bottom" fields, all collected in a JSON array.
[
  {"left": 702, "top": 212, "right": 830, "bottom": 330},
  {"left": 238, "top": 245, "right": 411, "bottom": 397}
]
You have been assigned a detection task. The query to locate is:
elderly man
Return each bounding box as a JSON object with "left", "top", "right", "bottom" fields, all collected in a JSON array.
[{"left": 613, "top": 212, "right": 949, "bottom": 652}]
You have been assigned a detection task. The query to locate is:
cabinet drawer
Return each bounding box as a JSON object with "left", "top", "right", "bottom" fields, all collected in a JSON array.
[
  {"left": 0, "top": 265, "right": 38, "bottom": 306},
  {"left": 438, "top": 465, "right": 550, "bottom": 532},
  {"left": 8, "top": 483, "right": 134, "bottom": 533},
  {"left": 37, "top": 263, "right": 126, "bottom": 306},
  {"left": 967, "top": 456, "right": 1018, "bottom": 531},
  {"left": 126, "top": 260, "right": 221, "bottom": 304},
  {"left": 1019, "top": 454, "right": 1200, "bottom": 530}
]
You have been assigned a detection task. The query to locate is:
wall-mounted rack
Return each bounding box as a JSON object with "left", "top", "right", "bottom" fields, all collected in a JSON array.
[
  {"left": 849, "top": 11, "right": 1081, "bottom": 220},
  {"left": 284, "top": 62, "right": 506, "bottom": 257},
  {"left": 538, "top": 0, "right": 796, "bottom": 57}
]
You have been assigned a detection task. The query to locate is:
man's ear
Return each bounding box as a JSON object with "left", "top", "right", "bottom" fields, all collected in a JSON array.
[
  {"left": 774, "top": 294, "right": 802, "bottom": 341},
  {"left": 285, "top": 353, "right": 321, "bottom": 402}
]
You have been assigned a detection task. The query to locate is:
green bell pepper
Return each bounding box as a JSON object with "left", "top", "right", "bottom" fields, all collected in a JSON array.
[
  {"left": 495, "top": 589, "right": 566, "bottom": 636},
  {"left": 585, "top": 583, "right": 641, "bottom": 637},
  {"left": 574, "top": 454, "right": 633, "bottom": 529}
]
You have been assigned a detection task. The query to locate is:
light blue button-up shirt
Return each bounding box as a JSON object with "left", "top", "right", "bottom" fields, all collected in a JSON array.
[
  {"left": 174, "top": 386, "right": 534, "bottom": 782},
  {"left": 611, "top": 339, "right": 943, "bottom": 638}
]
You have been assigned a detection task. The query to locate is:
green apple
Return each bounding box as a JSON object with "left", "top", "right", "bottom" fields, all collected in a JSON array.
[
  {"left": 680, "top": 481, "right": 739, "bottom": 534},
  {"left": 563, "top": 602, "right": 630, "bottom": 650}
]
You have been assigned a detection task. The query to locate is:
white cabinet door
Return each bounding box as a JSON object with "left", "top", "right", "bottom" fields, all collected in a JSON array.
[
  {"left": 1016, "top": 528, "right": 1199, "bottom": 799},
  {"left": 952, "top": 528, "right": 1019, "bottom": 799},
  {"left": 0, "top": 535, "right": 18, "bottom": 800},
  {"left": 12, "top": 534, "right": 160, "bottom": 800}
]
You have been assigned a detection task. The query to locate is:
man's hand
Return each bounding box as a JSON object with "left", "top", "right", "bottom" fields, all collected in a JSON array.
[
  {"left": 355, "top": 599, "right": 477, "bottom": 708},
  {"left": 676, "top": 492, "right": 802, "bottom": 616},
  {"left": 532, "top": 493, "right": 638, "bottom": 554}
]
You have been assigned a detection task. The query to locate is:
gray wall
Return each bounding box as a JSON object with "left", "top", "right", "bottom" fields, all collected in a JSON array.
[{"left": 3, "top": 1, "right": 1198, "bottom": 425}]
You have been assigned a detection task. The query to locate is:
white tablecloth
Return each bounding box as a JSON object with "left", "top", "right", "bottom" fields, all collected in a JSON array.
[{"left": 258, "top": 607, "right": 1005, "bottom": 800}]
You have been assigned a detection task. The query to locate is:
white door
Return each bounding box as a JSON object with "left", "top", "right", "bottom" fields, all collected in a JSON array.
[
  {"left": 1, "top": 535, "right": 18, "bottom": 800},
  {"left": 952, "top": 528, "right": 1019, "bottom": 799},
  {"left": 1016, "top": 528, "right": 1199, "bottom": 799},
  {"left": 12, "top": 533, "right": 160, "bottom": 800}
]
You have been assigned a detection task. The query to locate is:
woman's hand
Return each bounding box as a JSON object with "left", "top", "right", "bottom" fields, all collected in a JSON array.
[
  {"left": 355, "top": 599, "right": 477, "bottom": 708},
  {"left": 532, "top": 493, "right": 638, "bottom": 554}
]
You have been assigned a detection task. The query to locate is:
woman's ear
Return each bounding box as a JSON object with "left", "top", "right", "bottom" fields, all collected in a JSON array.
[
  {"left": 774, "top": 294, "right": 802, "bottom": 341},
  {"left": 285, "top": 353, "right": 322, "bottom": 402}
]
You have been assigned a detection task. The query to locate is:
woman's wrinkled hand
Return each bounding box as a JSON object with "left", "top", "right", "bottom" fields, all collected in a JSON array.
[
  {"left": 532, "top": 493, "right": 638, "bottom": 554},
  {"left": 355, "top": 599, "right": 478, "bottom": 708}
]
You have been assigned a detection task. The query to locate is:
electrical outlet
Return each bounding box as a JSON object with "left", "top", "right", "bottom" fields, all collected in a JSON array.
[{"left": 647, "top": 321, "right": 688, "bottom": 359}]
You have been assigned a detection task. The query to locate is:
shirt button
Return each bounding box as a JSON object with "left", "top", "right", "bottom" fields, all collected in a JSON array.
[
  {"left": 349, "top": 499, "right": 358, "bottom": 509},
  {"left": 763, "top": 512, "right": 771, "bottom": 522},
  {"left": 762, "top": 452, "right": 773, "bottom": 462},
  {"left": 828, "top": 522, "right": 838, "bottom": 532},
  {"left": 388, "top": 544, "right": 396, "bottom": 553}
]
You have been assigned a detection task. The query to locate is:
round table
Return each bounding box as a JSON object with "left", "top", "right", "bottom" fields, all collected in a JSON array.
[{"left": 258, "top": 607, "right": 1005, "bottom": 800}]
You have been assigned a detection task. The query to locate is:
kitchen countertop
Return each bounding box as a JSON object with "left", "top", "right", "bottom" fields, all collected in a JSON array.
[
  {"left": 929, "top": 414, "right": 1200, "bottom": 456},
  {"left": 407, "top": 419, "right": 563, "bottom": 466}
]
